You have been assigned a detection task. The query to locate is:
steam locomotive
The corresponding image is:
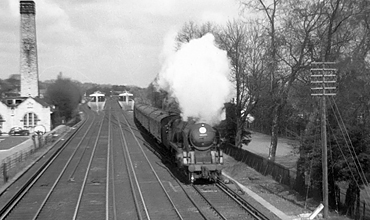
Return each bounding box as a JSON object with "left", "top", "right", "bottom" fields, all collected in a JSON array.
[{"left": 134, "top": 103, "right": 223, "bottom": 183}]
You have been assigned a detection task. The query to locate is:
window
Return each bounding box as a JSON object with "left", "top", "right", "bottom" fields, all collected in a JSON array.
[
  {"left": 23, "top": 112, "right": 38, "bottom": 128},
  {"left": 98, "top": 96, "right": 105, "bottom": 102}
]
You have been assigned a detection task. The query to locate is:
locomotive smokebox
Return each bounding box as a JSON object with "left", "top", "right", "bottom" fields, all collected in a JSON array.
[{"left": 189, "top": 123, "right": 217, "bottom": 148}]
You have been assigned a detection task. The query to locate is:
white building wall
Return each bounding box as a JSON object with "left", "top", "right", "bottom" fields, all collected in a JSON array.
[
  {"left": 1, "top": 98, "right": 51, "bottom": 134},
  {"left": 0, "top": 102, "right": 10, "bottom": 133},
  {"left": 16, "top": 98, "right": 51, "bottom": 132}
]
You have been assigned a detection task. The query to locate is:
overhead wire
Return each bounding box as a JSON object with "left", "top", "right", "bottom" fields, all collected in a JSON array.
[
  {"left": 327, "top": 121, "right": 365, "bottom": 205},
  {"left": 328, "top": 96, "right": 369, "bottom": 186},
  {"left": 328, "top": 125, "right": 340, "bottom": 212},
  {"left": 328, "top": 96, "right": 370, "bottom": 198}
]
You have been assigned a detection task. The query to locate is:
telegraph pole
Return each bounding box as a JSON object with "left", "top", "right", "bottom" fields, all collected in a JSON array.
[{"left": 310, "top": 62, "right": 337, "bottom": 218}]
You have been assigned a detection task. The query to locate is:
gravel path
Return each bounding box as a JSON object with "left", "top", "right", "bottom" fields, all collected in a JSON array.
[{"left": 242, "top": 132, "right": 300, "bottom": 170}]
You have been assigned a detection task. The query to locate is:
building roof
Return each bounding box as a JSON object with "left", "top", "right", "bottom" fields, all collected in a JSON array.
[
  {"left": 119, "top": 91, "right": 133, "bottom": 96},
  {"left": 33, "top": 97, "right": 51, "bottom": 107},
  {"left": 89, "top": 91, "right": 105, "bottom": 97},
  {"left": 0, "top": 96, "right": 51, "bottom": 108}
]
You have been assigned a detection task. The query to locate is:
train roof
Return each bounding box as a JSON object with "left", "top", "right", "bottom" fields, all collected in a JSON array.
[{"left": 135, "top": 103, "right": 177, "bottom": 122}]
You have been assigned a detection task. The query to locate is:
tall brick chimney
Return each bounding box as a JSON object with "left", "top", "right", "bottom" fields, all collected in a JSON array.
[{"left": 20, "top": 1, "right": 39, "bottom": 97}]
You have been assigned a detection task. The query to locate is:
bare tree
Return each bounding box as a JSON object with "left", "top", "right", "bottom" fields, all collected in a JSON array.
[
  {"left": 280, "top": 0, "right": 370, "bottom": 213},
  {"left": 175, "top": 21, "right": 219, "bottom": 49},
  {"left": 218, "top": 19, "right": 267, "bottom": 146},
  {"left": 240, "top": 0, "right": 288, "bottom": 161},
  {"left": 240, "top": 0, "right": 341, "bottom": 161},
  {"left": 300, "top": 0, "right": 368, "bottom": 141}
]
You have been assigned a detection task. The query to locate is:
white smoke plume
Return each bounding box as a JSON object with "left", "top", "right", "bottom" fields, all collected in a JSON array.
[{"left": 157, "top": 33, "right": 234, "bottom": 126}]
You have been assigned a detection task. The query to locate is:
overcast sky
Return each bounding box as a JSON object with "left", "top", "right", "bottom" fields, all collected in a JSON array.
[{"left": 0, "top": 0, "right": 241, "bottom": 88}]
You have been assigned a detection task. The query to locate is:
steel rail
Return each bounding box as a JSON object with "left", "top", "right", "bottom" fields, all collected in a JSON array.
[
  {"left": 109, "top": 108, "right": 143, "bottom": 220},
  {"left": 119, "top": 110, "right": 184, "bottom": 220},
  {"left": 138, "top": 130, "right": 210, "bottom": 220},
  {"left": 155, "top": 162, "right": 210, "bottom": 220},
  {"left": 108, "top": 110, "right": 119, "bottom": 220},
  {"left": 135, "top": 119, "right": 226, "bottom": 220},
  {"left": 135, "top": 119, "right": 269, "bottom": 220},
  {"left": 216, "top": 181, "right": 270, "bottom": 220},
  {"left": 0, "top": 107, "right": 93, "bottom": 220},
  {"left": 192, "top": 185, "right": 227, "bottom": 220},
  {"left": 137, "top": 125, "right": 270, "bottom": 220},
  {"left": 30, "top": 112, "right": 98, "bottom": 220},
  {"left": 106, "top": 107, "right": 112, "bottom": 220},
  {"left": 72, "top": 110, "right": 106, "bottom": 220},
  {"left": 117, "top": 110, "right": 150, "bottom": 219}
]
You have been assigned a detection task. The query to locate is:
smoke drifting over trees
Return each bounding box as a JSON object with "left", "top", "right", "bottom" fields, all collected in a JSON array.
[{"left": 157, "top": 33, "right": 234, "bottom": 126}]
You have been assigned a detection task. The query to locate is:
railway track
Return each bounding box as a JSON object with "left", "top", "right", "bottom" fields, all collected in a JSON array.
[
  {"left": 191, "top": 182, "right": 270, "bottom": 220},
  {"left": 110, "top": 103, "right": 185, "bottom": 219},
  {"left": 0, "top": 98, "right": 275, "bottom": 220},
  {"left": 0, "top": 105, "right": 108, "bottom": 220},
  {"left": 149, "top": 158, "right": 271, "bottom": 220},
  {"left": 0, "top": 104, "right": 95, "bottom": 219},
  {"left": 133, "top": 110, "right": 272, "bottom": 220}
]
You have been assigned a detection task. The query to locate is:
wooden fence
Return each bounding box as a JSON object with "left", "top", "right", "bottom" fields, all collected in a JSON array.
[
  {"left": 222, "top": 143, "right": 296, "bottom": 187},
  {"left": 1, "top": 133, "right": 57, "bottom": 184}
]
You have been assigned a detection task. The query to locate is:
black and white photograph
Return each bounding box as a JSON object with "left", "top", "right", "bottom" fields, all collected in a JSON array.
[{"left": 1, "top": 0, "right": 370, "bottom": 219}]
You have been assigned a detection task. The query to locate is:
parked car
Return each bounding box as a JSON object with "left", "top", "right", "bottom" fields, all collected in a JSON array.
[{"left": 9, "top": 127, "right": 30, "bottom": 136}]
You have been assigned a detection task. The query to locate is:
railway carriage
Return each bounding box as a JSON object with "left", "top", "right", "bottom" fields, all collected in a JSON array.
[{"left": 134, "top": 104, "right": 179, "bottom": 143}]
